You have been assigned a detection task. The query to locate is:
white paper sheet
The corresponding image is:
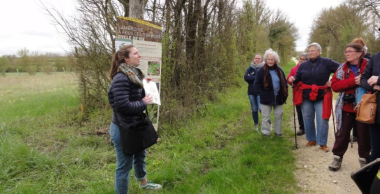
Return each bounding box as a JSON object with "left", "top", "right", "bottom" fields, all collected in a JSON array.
[{"left": 143, "top": 79, "right": 161, "bottom": 105}]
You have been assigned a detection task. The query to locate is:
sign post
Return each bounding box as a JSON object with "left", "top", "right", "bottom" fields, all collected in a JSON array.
[{"left": 116, "top": 16, "right": 162, "bottom": 130}]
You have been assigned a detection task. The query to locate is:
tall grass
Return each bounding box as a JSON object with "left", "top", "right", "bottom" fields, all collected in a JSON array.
[{"left": 0, "top": 61, "right": 298, "bottom": 194}]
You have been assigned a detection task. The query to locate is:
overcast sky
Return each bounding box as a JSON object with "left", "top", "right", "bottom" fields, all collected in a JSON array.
[
  {"left": 0, "top": 0, "right": 76, "bottom": 56},
  {"left": 237, "top": 0, "right": 343, "bottom": 51},
  {"left": 0, "top": 0, "right": 342, "bottom": 56}
]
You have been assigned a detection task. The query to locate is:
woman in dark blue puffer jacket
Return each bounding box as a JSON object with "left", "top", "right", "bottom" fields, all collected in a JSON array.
[
  {"left": 244, "top": 54, "right": 264, "bottom": 131},
  {"left": 108, "top": 45, "right": 162, "bottom": 193}
]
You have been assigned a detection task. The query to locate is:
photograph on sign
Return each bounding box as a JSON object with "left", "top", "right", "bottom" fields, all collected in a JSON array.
[{"left": 115, "top": 38, "right": 132, "bottom": 51}]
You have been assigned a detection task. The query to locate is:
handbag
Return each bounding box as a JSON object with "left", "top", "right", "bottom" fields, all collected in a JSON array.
[
  {"left": 113, "top": 109, "right": 158, "bottom": 155},
  {"left": 355, "top": 91, "right": 378, "bottom": 124}
]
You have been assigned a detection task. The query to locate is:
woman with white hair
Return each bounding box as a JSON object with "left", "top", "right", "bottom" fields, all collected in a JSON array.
[
  {"left": 288, "top": 42, "right": 340, "bottom": 152},
  {"left": 254, "top": 49, "right": 288, "bottom": 136}
]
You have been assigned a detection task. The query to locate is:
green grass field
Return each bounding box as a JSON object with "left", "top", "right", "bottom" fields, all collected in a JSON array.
[{"left": 0, "top": 62, "right": 299, "bottom": 194}]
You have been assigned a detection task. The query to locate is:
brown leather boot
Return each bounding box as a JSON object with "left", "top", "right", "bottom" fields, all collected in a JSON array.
[
  {"left": 320, "top": 145, "right": 329, "bottom": 152},
  {"left": 306, "top": 140, "right": 316, "bottom": 147}
]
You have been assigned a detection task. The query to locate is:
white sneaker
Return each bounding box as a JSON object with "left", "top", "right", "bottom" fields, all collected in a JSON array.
[
  {"left": 140, "top": 181, "right": 162, "bottom": 190},
  {"left": 255, "top": 125, "right": 259, "bottom": 131}
]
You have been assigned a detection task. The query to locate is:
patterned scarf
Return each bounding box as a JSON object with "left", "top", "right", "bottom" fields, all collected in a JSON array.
[
  {"left": 263, "top": 64, "right": 288, "bottom": 98},
  {"left": 334, "top": 61, "right": 362, "bottom": 133},
  {"left": 118, "top": 63, "right": 144, "bottom": 88}
]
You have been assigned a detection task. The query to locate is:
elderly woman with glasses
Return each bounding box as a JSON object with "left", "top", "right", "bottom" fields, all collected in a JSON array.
[
  {"left": 328, "top": 43, "right": 371, "bottom": 171},
  {"left": 287, "top": 53, "right": 308, "bottom": 136},
  {"left": 288, "top": 42, "right": 340, "bottom": 152}
]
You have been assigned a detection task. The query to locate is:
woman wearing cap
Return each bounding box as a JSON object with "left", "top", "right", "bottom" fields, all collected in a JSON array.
[{"left": 287, "top": 53, "right": 308, "bottom": 136}]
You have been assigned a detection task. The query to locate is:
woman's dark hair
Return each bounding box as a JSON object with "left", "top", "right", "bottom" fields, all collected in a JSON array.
[
  {"left": 109, "top": 45, "right": 135, "bottom": 80},
  {"left": 346, "top": 43, "right": 364, "bottom": 58}
]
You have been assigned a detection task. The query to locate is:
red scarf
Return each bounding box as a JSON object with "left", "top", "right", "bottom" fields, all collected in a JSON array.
[{"left": 293, "top": 82, "right": 332, "bottom": 119}]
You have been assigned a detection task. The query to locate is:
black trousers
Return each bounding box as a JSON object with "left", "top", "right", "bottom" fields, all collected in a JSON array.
[
  {"left": 369, "top": 123, "right": 380, "bottom": 161},
  {"left": 332, "top": 111, "right": 371, "bottom": 160},
  {"left": 295, "top": 105, "right": 304, "bottom": 130}
]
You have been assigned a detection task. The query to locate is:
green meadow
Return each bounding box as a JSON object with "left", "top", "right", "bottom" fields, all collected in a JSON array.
[{"left": 0, "top": 61, "right": 299, "bottom": 194}]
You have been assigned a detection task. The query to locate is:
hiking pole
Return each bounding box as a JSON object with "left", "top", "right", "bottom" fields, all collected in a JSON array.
[
  {"left": 293, "top": 105, "right": 298, "bottom": 149},
  {"left": 351, "top": 125, "right": 355, "bottom": 148}
]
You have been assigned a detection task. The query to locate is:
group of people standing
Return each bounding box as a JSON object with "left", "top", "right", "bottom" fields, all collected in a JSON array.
[
  {"left": 104, "top": 39, "right": 380, "bottom": 193},
  {"left": 244, "top": 39, "right": 380, "bottom": 173}
]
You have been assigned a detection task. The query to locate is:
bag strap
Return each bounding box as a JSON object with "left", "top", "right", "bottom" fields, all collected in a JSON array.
[{"left": 113, "top": 106, "right": 150, "bottom": 126}]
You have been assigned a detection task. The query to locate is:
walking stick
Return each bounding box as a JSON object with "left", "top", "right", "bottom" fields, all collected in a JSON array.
[
  {"left": 351, "top": 125, "right": 355, "bottom": 148},
  {"left": 293, "top": 105, "right": 298, "bottom": 149}
]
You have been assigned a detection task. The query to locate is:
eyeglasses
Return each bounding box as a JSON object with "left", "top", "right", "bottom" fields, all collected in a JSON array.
[
  {"left": 344, "top": 51, "right": 359, "bottom": 54},
  {"left": 307, "top": 50, "right": 318, "bottom": 53}
]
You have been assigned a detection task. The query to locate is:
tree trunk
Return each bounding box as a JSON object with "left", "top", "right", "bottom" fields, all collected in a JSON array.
[
  {"left": 129, "top": 0, "right": 145, "bottom": 19},
  {"left": 118, "top": 0, "right": 130, "bottom": 17}
]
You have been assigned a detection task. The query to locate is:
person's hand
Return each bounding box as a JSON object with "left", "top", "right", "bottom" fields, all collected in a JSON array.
[
  {"left": 368, "top": 76, "right": 379, "bottom": 86},
  {"left": 374, "top": 85, "right": 380, "bottom": 91},
  {"left": 143, "top": 94, "right": 153, "bottom": 104},
  {"left": 355, "top": 75, "right": 361, "bottom": 85},
  {"left": 288, "top": 76, "right": 295, "bottom": 83},
  {"left": 326, "top": 80, "right": 331, "bottom": 87}
]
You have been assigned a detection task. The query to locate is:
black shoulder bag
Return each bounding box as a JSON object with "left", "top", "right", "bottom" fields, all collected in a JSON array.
[{"left": 113, "top": 109, "right": 158, "bottom": 155}]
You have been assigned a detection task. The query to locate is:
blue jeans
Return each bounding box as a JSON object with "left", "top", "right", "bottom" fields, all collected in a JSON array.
[
  {"left": 369, "top": 123, "right": 380, "bottom": 162},
  {"left": 301, "top": 98, "right": 329, "bottom": 145},
  {"left": 248, "top": 95, "right": 261, "bottom": 125},
  {"left": 110, "top": 122, "right": 147, "bottom": 194}
]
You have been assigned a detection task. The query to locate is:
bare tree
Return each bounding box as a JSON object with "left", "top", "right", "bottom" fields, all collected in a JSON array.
[{"left": 41, "top": 0, "right": 126, "bottom": 117}]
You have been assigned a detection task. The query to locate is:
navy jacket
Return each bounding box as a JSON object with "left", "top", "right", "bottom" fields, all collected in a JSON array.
[
  {"left": 294, "top": 56, "right": 340, "bottom": 100},
  {"left": 108, "top": 72, "right": 147, "bottom": 126},
  {"left": 244, "top": 65, "right": 260, "bottom": 95},
  {"left": 254, "top": 66, "right": 288, "bottom": 105},
  {"left": 361, "top": 51, "right": 380, "bottom": 123}
]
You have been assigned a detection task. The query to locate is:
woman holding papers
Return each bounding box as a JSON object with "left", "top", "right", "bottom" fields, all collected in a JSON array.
[{"left": 107, "top": 45, "right": 162, "bottom": 193}]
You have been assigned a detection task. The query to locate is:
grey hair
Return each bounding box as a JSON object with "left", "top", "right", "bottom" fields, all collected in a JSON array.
[
  {"left": 254, "top": 53, "right": 262, "bottom": 57},
  {"left": 308, "top": 42, "right": 322, "bottom": 53},
  {"left": 263, "top": 48, "right": 280, "bottom": 64},
  {"left": 299, "top": 53, "right": 309, "bottom": 60}
]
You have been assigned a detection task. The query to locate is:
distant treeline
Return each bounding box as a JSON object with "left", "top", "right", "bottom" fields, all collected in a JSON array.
[{"left": 0, "top": 48, "right": 75, "bottom": 76}]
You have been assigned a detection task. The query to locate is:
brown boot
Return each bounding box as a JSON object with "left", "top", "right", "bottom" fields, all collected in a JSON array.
[
  {"left": 320, "top": 145, "right": 329, "bottom": 152},
  {"left": 306, "top": 140, "right": 316, "bottom": 147}
]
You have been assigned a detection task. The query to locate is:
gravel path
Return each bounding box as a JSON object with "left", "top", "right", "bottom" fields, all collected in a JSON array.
[{"left": 292, "top": 103, "right": 362, "bottom": 194}]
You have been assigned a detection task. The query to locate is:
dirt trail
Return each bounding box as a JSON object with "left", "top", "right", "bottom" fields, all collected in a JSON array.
[{"left": 293, "top": 102, "right": 362, "bottom": 194}]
